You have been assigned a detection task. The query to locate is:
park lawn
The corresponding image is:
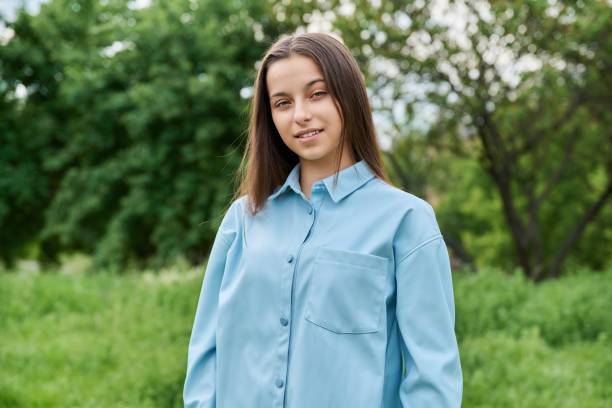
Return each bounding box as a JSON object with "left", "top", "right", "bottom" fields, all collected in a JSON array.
[
  {"left": 0, "top": 270, "right": 200, "bottom": 408},
  {"left": 0, "top": 267, "right": 611, "bottom": 407}
]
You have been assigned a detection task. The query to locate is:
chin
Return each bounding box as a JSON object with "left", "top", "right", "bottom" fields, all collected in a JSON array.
[
  {"left": 299, "top": 153, "right": 333, "bottom": 163},
  {"left": 295, "top": 149, "right": 323, "bottom": 160}
]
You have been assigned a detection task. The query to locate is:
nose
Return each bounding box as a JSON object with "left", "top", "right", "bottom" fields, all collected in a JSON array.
[{"left": 293, "top": 99, "right": 312, "bottom": 124}]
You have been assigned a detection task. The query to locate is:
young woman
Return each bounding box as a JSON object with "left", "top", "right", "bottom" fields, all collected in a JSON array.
[{"left": 184, "top": 32, "right": 462, "bottom": 407}]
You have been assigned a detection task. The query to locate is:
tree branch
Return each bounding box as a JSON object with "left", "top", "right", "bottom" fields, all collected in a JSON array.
[
  {"left": 543, "top": 179, "right": 612, "bottom": 280},
  {"left": 509, "top": 89, "right": 586, "bottom": 160},
  {"left": 534, "top": 131, "right": 580, "bottom": 209}
]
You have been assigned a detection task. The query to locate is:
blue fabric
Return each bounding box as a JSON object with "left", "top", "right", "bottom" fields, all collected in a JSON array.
[{"left": 184, "top": 159, "right": 462, "bottom": 407}]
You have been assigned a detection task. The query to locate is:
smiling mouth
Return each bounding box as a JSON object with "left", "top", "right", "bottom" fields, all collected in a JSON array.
[{"left": 296, "top": 129, "right": 322, "bottom": 138}]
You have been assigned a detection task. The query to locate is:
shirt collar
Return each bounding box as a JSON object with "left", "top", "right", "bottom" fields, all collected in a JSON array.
[{"left": 268, "top": 159, "right": 376, "bottom": 203}]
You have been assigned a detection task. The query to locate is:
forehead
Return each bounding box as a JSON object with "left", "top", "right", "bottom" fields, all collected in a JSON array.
[{"left": 266, "top": 55, "right": 325, "bottom": 95}]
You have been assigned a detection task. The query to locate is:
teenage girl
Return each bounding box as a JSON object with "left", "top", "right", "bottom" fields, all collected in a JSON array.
[{"left": 184, "top": 32, "right": 462, "bottom": 407}]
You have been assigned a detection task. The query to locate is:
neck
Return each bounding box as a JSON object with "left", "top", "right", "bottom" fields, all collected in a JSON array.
[{"left": 299, "top": 149, "right": 356, "bottom": 199}]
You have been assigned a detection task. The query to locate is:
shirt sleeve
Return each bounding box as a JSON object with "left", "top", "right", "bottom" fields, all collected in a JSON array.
[
  {"left": 183, "top": 200, "right": 241, "bottom": 408},
  {"left": 395, "top": 235, "right": 463, "bottom": 407}
]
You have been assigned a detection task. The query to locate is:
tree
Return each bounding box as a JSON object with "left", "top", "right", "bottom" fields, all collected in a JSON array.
[
  {"left": 0, "top": 0, "right": 294, "bottom": 268},
  {"left": 296, "top": 0, "right": 612, "bottom": 280}
]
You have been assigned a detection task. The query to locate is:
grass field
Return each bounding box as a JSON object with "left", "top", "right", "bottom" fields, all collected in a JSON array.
[{"left": 1, "top": 264, "right": 611, "bottom": 407}]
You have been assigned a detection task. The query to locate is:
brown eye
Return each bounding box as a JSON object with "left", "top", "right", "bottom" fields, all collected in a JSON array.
[{"left": 275, "top": 100, "right": 289, "bottom": 108}]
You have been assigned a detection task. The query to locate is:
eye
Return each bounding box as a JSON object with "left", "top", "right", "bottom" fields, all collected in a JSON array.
[
  {"left": 312, "top": 91, "right": 327, "bottom": 98},
  {"left": 275, "top": 100, "right": 290, "bottom": 108}
]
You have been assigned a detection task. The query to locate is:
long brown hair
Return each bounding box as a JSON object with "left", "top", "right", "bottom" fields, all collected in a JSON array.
[{"left": 234, "top": 32, "right": 389, "bottom": 215}]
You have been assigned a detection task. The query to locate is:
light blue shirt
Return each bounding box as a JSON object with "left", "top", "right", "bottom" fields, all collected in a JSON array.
[{"left": 184, "top": 159, "right": 462, "bottom": 407}]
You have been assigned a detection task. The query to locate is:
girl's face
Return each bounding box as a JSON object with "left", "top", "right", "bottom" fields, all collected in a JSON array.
[{"left": 266, "top": 55, "right": 350, "bottom": 168}]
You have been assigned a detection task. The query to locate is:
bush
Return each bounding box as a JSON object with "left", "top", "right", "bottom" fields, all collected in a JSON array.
[
  {"left": 461, "top": 331, "right": 612, "bottom": 407},
  {"left": 454, "top": 267, "right": 612, "bottom": 346},
  {"left": 0, "top": 268, "right": 201, "bottom": 407},
  {"left": 516, "top": 271, "right": 612, "bottom": 346},
  {"left": 454, "top": 267, "right": 531, "bottom": 341},
  {"left": 1, "top": 265, "right": 610, "bottom": 406}
]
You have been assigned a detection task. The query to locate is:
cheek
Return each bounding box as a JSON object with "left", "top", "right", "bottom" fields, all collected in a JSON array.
[
  {"left": 271, "top": 112, "right": 287, "bottom": 131},
  {"left": 319, "top": 100, "right": 342, "bottom": 128},
  {"left": 271, "top": 112, "right": 292, "bottom": 140}
]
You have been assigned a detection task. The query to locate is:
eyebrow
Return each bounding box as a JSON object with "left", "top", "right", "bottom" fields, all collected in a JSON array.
[{"left": 270, "top": 78, "right": 326, "bottom": 98}]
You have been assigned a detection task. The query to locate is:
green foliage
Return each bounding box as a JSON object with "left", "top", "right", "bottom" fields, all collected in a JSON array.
[
  {"left": 461, "top": 332, "right": 612, "bottom": 407},
  {"left": 2, "top": 0, "right": 611, "bottom": 276},
  {"left": 454, "top": 267, "right": 612, "bottom": 346},
  {"left": 0, "top": 267, "right": 200, "bottom": 407},
  {"left": 0, "top": 265, "right": 611, "bottom": 406},
  {"left": 426, "top": 149, "right": 612, "bottom": 275},
  {"left": 0, "top": 112, "right": 50, "bottom": 264},
  {"left": 0, "top": 0, "right": 291, "bottom": 268},
  {"left": 430, "top": 153, "right": 517, "bottom": 269},
  {"left": 517, "top": 271, "right": 612, "bottom": 346},
  {"left": 319, "top": 0, "right": 612, "bottom": 278},
  {"left": 454, "top": 267, "right": 531, "bottom": 341}
]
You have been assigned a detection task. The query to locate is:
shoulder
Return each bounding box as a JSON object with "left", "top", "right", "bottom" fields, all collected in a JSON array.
[
  {"left": 227, "top": 194, "right": 248, "bottom": 215},
  {"left": 366, "top": 178, "right": 439, "bottom": 229},
  {"left": 217, "top": 195, "right": 248, "bottom": 246},
  {"left": 367, "top": 179, "right": 435, "bottom": 209},
  {"left": 365, "top": 179, "right": 442, "bottom": 259}
]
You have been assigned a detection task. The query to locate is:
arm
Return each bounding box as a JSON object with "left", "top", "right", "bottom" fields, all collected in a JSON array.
[
  {"left": 184, "top": 200, "right": 241, "bottom": 408},
  {"left": 395, "top": 235, "right": 463, "bottom": 407}
]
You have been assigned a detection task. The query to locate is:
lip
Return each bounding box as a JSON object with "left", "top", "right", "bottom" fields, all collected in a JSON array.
[
  {"left": 295, "top": 129, "right": 322, "bottom": 143},
  {"left": 294, "top": 128, "right": 323, "bottom": 138}
]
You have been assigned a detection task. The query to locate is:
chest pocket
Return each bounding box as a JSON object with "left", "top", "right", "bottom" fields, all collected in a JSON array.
[{"left": 304, "top": 247, "right": 389, "bottom": 334}]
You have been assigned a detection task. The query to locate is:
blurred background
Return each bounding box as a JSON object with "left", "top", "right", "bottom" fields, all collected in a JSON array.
[{"left": 1, "top": 0, "right": 610, "bottom": 406}]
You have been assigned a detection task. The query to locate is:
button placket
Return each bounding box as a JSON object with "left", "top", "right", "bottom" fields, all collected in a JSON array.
[{"left": 275, "top": 195, "right": 319, "bottom": 408}]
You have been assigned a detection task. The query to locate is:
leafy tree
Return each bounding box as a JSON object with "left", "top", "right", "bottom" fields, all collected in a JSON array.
[
  {"left": 0, "top": 3, "right": 71, "bottom": 265},
  {"left": 3, "top": 0, "right": 610, "bottom": 278},
  {"left": 0, "top": 0, "right": 292, "bottom": 268},
  {"left": 283, "top": 0, "right": 612, "bottom": 280}
]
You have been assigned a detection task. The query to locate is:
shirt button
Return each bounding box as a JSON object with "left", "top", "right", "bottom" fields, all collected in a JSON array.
[
  {"left": 307, "top": 207, "right": 313, "bottom": 214},
  {"left": 275, "top": 379, "right": 284, "bottom": 388},
  {"left": 287, "top": 255, "right": 294, "bottom": 263},
  {"left": 280, "top": 317, "right": 288, "bottom": 326}
]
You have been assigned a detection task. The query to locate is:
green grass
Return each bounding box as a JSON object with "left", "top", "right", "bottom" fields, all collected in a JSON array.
[
  {"left": 0, "top": 265, "right": 611, "bottom": 407},
  {"left": 0, "top": 269, "right": 200, "bottom": 407}
]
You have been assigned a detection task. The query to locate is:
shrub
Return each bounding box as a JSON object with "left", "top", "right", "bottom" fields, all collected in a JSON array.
[{"left": 454, "top": 267, "right": 612, "bottom": 346}]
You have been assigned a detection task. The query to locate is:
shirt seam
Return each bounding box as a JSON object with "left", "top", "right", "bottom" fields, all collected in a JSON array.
[
  {"left": 218, "top": 233, "right": 233, "bottom": 247},
  {"left": 216, "top": 197, "right": 243, "bottom": 247},
  {"left": 396, "top": 234, "right": 442, "bottom": 265}
]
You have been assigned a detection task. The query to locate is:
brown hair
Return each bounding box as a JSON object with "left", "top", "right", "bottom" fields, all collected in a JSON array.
[{"left": 233, "top": 32, "right": 389, "bottom": 215}]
